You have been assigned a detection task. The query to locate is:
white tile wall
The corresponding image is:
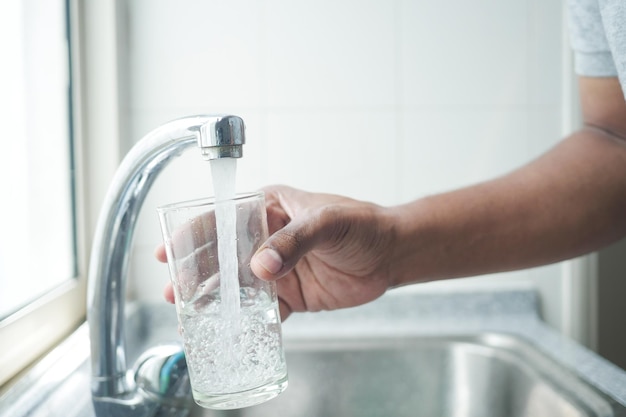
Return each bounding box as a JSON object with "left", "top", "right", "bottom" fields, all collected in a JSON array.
[
  {"left": 121, "top": 0, "right": 570, "bottom": 329},
  {"left": 264, "top": 1, "right": 396, "bottom": 109}
]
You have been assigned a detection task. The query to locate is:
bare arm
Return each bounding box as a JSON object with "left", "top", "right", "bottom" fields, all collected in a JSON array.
[
  {"left": 161, "top": 78, "right": 626, "bottom": 319},
  {"left": 390, "top": 77, "right": 626, "bottom": 286}
]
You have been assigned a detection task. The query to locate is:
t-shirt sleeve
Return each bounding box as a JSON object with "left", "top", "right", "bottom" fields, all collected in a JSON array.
[{"left": 568, "top": 0, "right": 626, "bottom": 97}]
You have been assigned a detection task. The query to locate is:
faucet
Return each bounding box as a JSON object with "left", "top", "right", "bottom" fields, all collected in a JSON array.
[{"left": 87, "top": 114, "right": 245, "bottom": 417}]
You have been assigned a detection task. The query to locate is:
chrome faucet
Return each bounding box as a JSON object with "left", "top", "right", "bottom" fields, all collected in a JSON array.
[{"left": 87, "top": 115, "right": 245, "bottom": 417}]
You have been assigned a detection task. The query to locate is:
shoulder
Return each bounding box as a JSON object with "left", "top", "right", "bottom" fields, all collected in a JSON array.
[{"left": 569, "top": 0, "right": 626, "bottom": 99}]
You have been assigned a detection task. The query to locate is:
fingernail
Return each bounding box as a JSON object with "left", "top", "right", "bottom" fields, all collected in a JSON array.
[{"left": 256, "top": 248, "right": 283, "bottom": 274}]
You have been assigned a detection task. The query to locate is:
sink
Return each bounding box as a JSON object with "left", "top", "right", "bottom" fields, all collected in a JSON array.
[
  {"left": 192, "top": 334, "right": 615, "bottom": 417},
  {"left": 2, "top": 290, "right": 626, "bottom": 417}
]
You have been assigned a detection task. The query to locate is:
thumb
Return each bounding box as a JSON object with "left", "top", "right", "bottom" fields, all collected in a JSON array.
[{"left": 251, "top": 212, "right": 330, "bottom": 281}]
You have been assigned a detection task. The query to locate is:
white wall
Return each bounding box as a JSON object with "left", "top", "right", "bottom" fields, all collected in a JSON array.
[{"left": 118, "top": 0, "right": 581, "bottom": 335}]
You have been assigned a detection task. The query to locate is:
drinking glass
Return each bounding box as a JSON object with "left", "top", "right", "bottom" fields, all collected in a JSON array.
[{"left": 157, "top": 191, "right": 288, "bottom": 410}]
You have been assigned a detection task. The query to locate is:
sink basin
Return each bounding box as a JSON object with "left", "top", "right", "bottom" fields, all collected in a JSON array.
[
  {"left": 2, "top": 290, "right": 626, "bottom": 417},
  {"left": 191, "top": 334, "right": 616, "bottom": 417}
]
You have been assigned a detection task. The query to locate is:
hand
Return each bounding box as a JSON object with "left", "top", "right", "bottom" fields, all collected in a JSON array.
[
  {"left": 157, "top": 185, "right": 396, "bottom": 320},
  {"left": 156, "top": 211, "right": 220, "bottom": 305}
]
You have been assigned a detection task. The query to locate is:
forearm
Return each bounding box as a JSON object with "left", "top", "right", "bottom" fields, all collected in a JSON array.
[{"left": 389, "top": 127, "right": 626, "bottom": 287}]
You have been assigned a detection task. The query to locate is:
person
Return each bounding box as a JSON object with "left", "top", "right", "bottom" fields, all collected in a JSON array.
[{"left": 156, "top": 0, "right": 626, "bottom": 321}]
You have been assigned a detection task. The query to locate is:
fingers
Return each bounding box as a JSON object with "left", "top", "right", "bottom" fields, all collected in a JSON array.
[
  {"left": 252, "top": 185, "right": 345, "bottom": 282},
  {"left": 155, "top": 212, "right": 215, "bottom": 264},
  {"left": 160, "top": 212, "right": 217, "bottom": 262},
  {"left": 157, "top": 239, "right": 218, "bottom": 305},
  {"left": 278, "top": 298, "right": 292, "bottom": 321},
  {"left": 251, "top": 247, "right": 284, "bottom": 279},
  {"left": 163, "top": 282, "right": 175, "bottom": 304},
  {"left": 154, "top": 244, "right": 167, "bottom": 263},
  {"left": 251, "top": 208, "right": 333, "bottom": 281},
  {"left": 178, "top": 213, "right": 217, "bottom": 259}
]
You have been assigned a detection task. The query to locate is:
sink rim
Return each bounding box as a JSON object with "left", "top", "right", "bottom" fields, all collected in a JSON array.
[
  {"left": 2, "top": 290, "right": 626, "bottom": 417},
  {"left": 281, "top": 331, "right": 617, "bottom": 416}
]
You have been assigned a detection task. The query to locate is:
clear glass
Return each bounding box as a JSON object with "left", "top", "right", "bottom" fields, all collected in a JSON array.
[
  {"left": 0, "top": 0, "right": 76, "bottom": 318},
  {"left": 157, "top": 191, "right": 288, "bottom": 410}
]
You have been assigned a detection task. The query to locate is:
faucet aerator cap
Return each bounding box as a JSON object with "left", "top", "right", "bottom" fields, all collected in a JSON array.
[{"left": 198, "top": 115, "right": 245, "bottom": 160}]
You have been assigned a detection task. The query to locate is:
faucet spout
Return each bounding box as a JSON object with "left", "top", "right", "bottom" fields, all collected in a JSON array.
[
  {"left": 198, "top": 114, "right": 245, "bottom": 159},
  {"left": 87, "top": 114, "right": 245, "bottom": 416}
]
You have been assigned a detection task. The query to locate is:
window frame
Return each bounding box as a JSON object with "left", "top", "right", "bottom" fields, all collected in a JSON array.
[{"left": 0, "top": 0, "right": 88, "bottom": 388}]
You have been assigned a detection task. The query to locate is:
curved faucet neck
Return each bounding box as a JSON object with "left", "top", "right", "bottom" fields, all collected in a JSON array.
[{"left": 87, "top": 115, "right": 244, "bottom": 414}]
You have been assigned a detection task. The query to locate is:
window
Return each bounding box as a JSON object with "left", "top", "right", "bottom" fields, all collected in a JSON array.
[{"left": 0, "top": 0, "right": 85, "bottom": 387}]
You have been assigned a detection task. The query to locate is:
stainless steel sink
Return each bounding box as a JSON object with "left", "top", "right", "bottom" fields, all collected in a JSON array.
[
  {"left": 191, "top": 334, "right": 617, "bottom": 417},
  {"left": 2, "top": 291, "right": 626, "bottom": 417}
]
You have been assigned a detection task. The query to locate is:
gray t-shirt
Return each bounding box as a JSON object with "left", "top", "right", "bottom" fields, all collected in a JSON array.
[{"left": 569, "top": 0, "right": 626, "bottom": 96}]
